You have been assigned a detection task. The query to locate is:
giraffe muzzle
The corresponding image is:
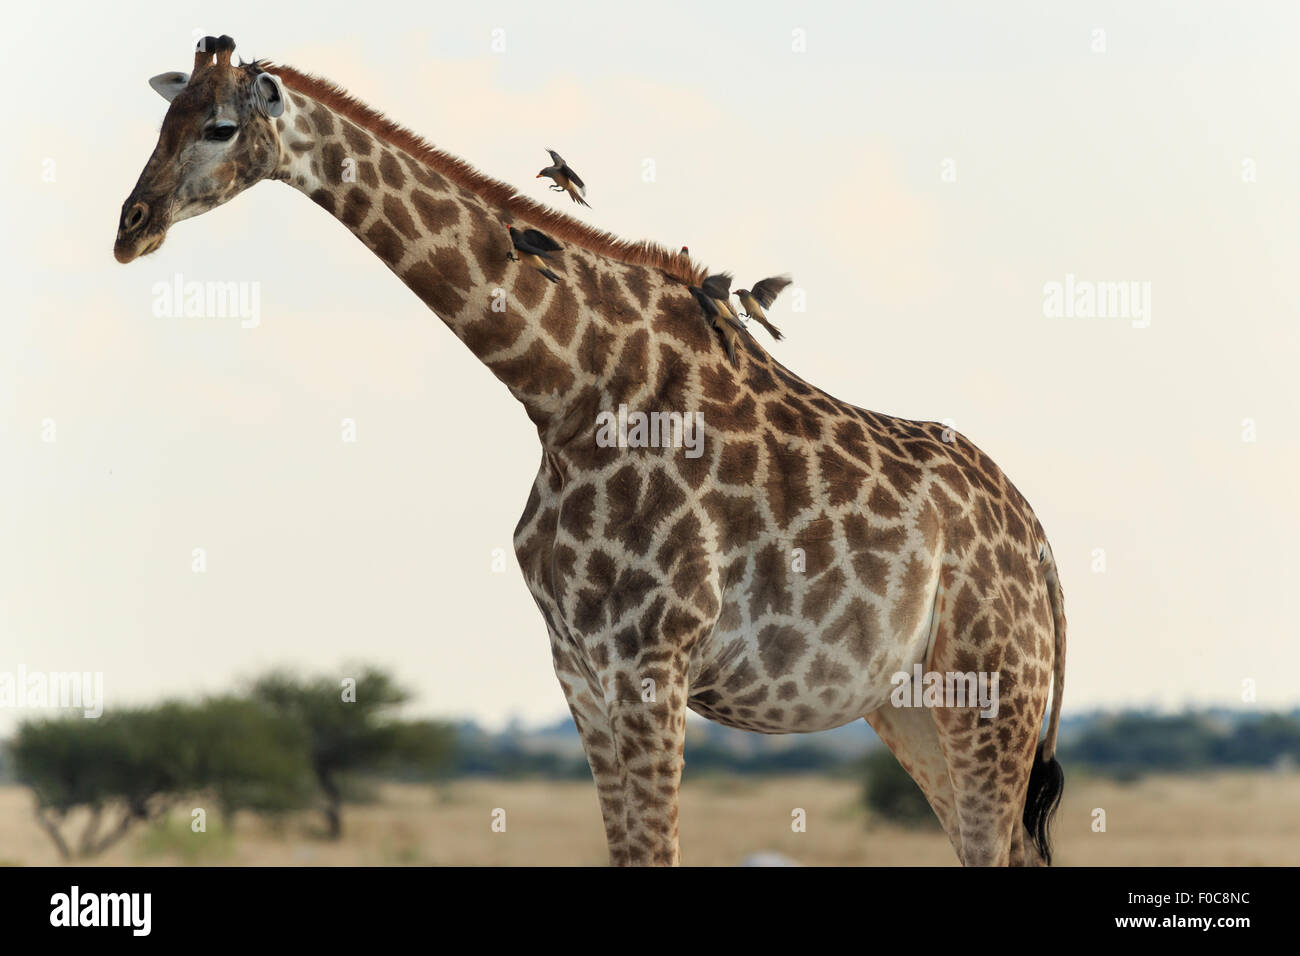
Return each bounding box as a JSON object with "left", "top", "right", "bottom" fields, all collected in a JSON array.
[{"left": 114, "top": 200, "right": 167, "bottom": 263}]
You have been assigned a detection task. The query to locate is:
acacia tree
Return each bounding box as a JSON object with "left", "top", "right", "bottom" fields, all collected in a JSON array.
[
  {"left": 15, "top": 669, "right": 453, "bottom": 855},
  {"left": 13, "top": 700, "right": 314, "bottom": 858},
  {"left": 14, "top": 707, "right": 194, "bottom": 859},
  {"left": 251, "top": 668, "right": 454, "bottom": 838},
  {"left": 176, "top": 696, "right": 316, "bottom": 827}
]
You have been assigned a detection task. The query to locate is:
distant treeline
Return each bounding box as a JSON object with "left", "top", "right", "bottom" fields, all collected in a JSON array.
[
  {"left": 442, "top": 708, "right": 1300, "bottom": 779},
  {"left": 1060, "top": 712, "right": 1300, "bottom": 776},
  {"left": 3, "top": 683, "right": 1297, "bottom": 858}
]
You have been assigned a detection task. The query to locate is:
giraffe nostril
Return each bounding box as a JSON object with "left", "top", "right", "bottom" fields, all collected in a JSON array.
[{"left": 122, "top": 202, "right": 149, "bottom": 234}]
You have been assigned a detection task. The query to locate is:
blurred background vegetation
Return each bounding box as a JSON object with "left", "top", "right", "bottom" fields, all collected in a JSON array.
[
  {"left": 6, "top": 667, "right": 453, "bottom": 858},
  {"left": 1, "top": 666, "right": 1298, "bottom": 859}
]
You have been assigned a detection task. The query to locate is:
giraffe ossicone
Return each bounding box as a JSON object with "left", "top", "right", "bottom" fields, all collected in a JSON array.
[{"left": 115, "top": 36, "right": 1067, "bottom": 867}]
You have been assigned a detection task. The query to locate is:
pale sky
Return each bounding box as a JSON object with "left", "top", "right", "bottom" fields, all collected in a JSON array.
[{"left": 2, "top": 1, "right": 1299, "bottom": 734}]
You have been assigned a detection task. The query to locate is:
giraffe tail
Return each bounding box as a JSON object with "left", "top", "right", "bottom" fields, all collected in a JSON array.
[
  {"left": 1023, "top": 539, "right": 1066, "bottom": 864},
  {"left": 1039, "top": 541, "right": 1067, "bottom": 760}
]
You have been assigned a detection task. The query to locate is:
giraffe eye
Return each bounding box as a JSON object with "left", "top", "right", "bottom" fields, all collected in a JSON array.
[{"left": 205, "top": 122, "right": 238, "bottom": 142}]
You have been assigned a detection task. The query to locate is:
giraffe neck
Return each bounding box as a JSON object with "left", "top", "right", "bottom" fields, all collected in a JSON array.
[{"left": 271, "top": 86, "right": 597, "bottom": 438}]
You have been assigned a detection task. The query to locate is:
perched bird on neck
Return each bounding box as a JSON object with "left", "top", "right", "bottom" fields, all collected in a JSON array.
[{"left": 507, "top": 224, "right": 564, "bottom": 283}]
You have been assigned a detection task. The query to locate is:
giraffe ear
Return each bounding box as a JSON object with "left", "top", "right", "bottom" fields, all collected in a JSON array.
[
  {"left": 148, "top": 71, "right": 190, "bottom": 103},
  {"left": 253, "top": 72, "right": 285, "bottom": 117}
]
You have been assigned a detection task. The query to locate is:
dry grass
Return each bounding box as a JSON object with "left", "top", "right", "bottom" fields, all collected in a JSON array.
[{"left": 2, "top": 770, "right": 1296, "bottom": 866}]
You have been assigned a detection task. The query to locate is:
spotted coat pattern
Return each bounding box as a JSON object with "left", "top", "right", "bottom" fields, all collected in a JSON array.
[{"left": 115, "top": 52, "right": 1067, "bottom": 867}]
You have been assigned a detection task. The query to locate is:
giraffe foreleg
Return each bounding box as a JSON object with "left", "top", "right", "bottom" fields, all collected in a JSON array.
[
  {"left": 606, "top": 671, "right": 689, "bottom": 866},
  {"left": 555, "top": 670, "right": 632, "bottom": 865},
  {"left": 579, "top": 714, "right": 633, "bottom": 866},
  {"left": 607, "top": 698, "right": 686, "bottom": 866}
]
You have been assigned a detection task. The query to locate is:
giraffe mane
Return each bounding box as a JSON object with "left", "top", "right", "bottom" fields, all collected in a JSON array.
[{"left": 259, "top": 62, "right": 709, "bottom": 287}]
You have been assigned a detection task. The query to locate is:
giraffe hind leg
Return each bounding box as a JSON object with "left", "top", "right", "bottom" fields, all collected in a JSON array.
[
  {"left": 864, "top": 706, "right": 963, "bottom": 858},
  {"left": 928, "top": 633, "right": 1054, "bottom": 865},
  {"left": 867, "top": 705, "right": 1055, "bottom": 866},
  {"left": 1015, "top": 741, "right": 1065, "bottom": 866}
]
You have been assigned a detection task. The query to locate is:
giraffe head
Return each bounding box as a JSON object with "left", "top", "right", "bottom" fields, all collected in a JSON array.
[{"left": 114, "top": 35, "right": 287, "bottom": 263}]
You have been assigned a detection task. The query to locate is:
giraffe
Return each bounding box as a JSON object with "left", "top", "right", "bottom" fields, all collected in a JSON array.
[{"left": 114, "top": 37, "right": 1067, "bottom": 867}]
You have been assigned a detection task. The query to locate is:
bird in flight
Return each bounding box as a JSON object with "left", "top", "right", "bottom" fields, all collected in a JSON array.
[
  {"left": 735, "top": 275, "right": 792, "bottom": 340},
  {"left": 537, "top": 149, "right": 589, "bottom": 207}
]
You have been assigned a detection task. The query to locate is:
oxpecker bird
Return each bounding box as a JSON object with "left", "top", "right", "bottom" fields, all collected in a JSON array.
[
  {"left": 507, "top": 224, "right": 564, "bottom": 283},
  {"left": 735, "top": 275, "right": 792, "bottom": 340},
  {"left": 701, "top": 272, "right": 742, "bottom": 322},
  {"left": 689, "top": 285, "right": 742, "bottom": 366},
  {"left": 537, "top": 149, "right": 589, "bottom": 206}
]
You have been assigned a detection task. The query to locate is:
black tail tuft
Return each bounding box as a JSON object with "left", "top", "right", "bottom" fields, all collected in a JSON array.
[{"left": 1023, "top": 741, "right": 1065, "bottom": 865}]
